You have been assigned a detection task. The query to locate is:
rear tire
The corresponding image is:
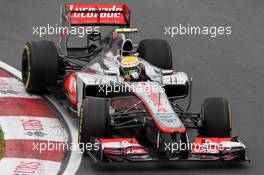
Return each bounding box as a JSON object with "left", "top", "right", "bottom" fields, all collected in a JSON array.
[
  {"left": 138, "top": 39, "right": 173, "bottom": 70},
  {"left": 22, "top": 40, "right": 58, "bottom": 94},
  {"left": 199, "top": 97, "right": 232, "bottom": 137},
  {"left": 78, "top": 97, "right": 109, "bottom": 146}
]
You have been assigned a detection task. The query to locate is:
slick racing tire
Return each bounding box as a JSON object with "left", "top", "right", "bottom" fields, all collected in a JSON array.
[
  {"left": 22, "top": 40, "right": 58, "bottom": 94},
  {"left": 138, "top": 39, "right": 173, "bottom": 70},
  {"left": 199, "top": 97, "right": 232, "bottom": 137},
  {"left": 78, "top": 97, "right": 109, "bottom": 146}
]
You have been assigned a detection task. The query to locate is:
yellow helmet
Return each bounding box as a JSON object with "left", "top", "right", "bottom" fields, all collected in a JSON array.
[
  {"left": 120, "top": 56, "right": 139, "bottom": 68},
  {"left": 119, "top": 56, "right": 140, "bottom": 80}
]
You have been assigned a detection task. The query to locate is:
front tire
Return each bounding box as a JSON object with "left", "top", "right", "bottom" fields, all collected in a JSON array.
[
  {"left": 78, "top": 97, "right": 109, "bottom": 146},
  {"left": 199, "top": 97, "right": 232, "bottom": 137},
  {"left": 22, "top": 40, "right": 59, "bottom": 94}
]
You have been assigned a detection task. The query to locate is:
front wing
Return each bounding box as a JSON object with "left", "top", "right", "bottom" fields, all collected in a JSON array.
[{"left": 87, "top": 137, "right": 248, "bottom": 163}]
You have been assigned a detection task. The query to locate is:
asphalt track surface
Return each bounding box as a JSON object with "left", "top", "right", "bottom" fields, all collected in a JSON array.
[{"left": 0, "top": 0, "right": 263, "bottom": 175}]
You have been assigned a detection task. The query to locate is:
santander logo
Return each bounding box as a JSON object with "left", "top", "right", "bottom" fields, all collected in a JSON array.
[{"left": 69, "top": 4, "right": 123, "bottom": 18}]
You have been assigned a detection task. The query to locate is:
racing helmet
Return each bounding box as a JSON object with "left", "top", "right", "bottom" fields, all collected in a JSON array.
[{"left": 119, "top": 56, "right": 141, "bottom": 81}]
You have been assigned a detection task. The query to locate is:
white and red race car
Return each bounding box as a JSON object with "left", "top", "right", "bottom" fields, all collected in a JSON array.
[{"left": 21, "top": 3, "right": 247, "bottom": 162}]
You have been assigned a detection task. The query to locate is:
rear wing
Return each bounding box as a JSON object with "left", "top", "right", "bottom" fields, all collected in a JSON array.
[
  {"left": 59, "top": 4, "right": 131, "bottom": 56},
  {"left": 63, "top": 4, "right": 131, "bottom": 26}
]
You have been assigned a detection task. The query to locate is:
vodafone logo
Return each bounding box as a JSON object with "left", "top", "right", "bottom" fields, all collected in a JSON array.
[{"left": 69, "top": 5, "right": 123, "bottom": 18}]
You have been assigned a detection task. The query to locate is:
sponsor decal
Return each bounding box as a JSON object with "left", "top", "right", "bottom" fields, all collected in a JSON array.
[
  {"left": 65, "top": 4, "right": 129, "bottom": 25},
  {"left": 21, "top": 120, "right": 47, "bottom": 137},
  {"left": 125, "top": 147, "right": 147, "bottom": 155},
  {"left": 68, "top": 4, "right": 123, "bottom": 18},
  {"left": 148, "top": 92, "right": 168, "bottom": 113},
  {"left": 13, "top": 161, "right": 41, "bottom": 174},
  {"left": 100, "top": 138, "right": 148, "bottom": 155},
  {"left": 137, "top": 83, "right": 168, "bottom": 113},
  {"left": 24, "top": 131, "right": 47, "bottom": 137},
  {"left": 22, "top": 119, "right": 44, "bottom": 131}
]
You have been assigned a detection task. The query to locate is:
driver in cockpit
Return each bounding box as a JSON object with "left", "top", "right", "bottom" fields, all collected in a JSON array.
[{"left": 118, "top": 56, "right": 148, "bottom": 81}]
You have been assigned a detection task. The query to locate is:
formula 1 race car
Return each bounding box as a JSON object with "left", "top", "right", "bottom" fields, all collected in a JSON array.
[{"left": 21, "top": 4, "right": 248, "bottom": 162}]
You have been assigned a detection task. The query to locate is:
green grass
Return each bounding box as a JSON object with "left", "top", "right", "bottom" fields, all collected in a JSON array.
[{"left": 0, "top": 128, "right": 4, "bottom": 159}]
